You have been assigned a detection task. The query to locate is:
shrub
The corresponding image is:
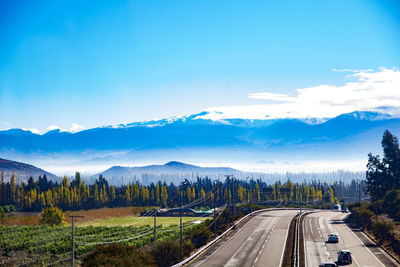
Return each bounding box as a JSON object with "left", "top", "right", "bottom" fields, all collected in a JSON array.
[
  {"left": 150, "top": 240, "right": 180, "bottom": 267},
  {"left": 371, "top": 220, "right": 394, "bottom": 243},
  {"left": 39, "top": 206, "right": 65, "bottom": 226},
  {"left": 82, "top": 243, "right": 155, "bottom": 267},
  {"left": 183, "top": 239, "right": 194, "bottom": 255},
  {"left": 349, "top": 207, "right": 373, "bottom": 229},
  {"left": 190, "top": 226, "right": 213, "bottom": 248},
  {"left": 2, "top": 205, "right": 15, "bottom": 213}
]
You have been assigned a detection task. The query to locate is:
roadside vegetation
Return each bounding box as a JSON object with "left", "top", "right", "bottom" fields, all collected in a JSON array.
[{"left": 347, "top": 130, "right": 400, "bottom": 261}]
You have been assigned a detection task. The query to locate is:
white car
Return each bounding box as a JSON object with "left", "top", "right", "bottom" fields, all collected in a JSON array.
[
  {"left": 320, "top": 263, "right": 337, "bottom": 267},
  {"left": 327, "top": 233, "right": 339, "bottom": 243},
  {"left": 333, "top": 205, "right": 340, "bottom": 211}
]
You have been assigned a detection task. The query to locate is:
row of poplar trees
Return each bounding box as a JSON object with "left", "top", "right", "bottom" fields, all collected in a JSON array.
[{"left": 0, "top": 172, "right": 337, "bottom": 211}]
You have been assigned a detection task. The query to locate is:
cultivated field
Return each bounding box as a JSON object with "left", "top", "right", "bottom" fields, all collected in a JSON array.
[{"left": 77, "top": 216, "right": 207, "bottom": 227}]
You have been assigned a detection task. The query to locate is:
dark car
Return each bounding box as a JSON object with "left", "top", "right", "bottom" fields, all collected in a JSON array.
[{"left": 337, "top": 250, "right": 352, "bottom": 264}]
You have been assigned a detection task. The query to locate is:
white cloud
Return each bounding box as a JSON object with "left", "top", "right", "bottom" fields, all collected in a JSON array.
[
  {"left": 198, "top": 67, "right": 400, "bottom": 120},
  {"left": 248, "top": 92, "right": 295, "bottom": 102}
]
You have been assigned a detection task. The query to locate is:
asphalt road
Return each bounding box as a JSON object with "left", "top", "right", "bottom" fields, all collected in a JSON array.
[
  {"left": 303, "top": 211, "right": 399, "bottom": 267},
  {"left": 188, "top": 209, "right": 298, "bottom": 267}
]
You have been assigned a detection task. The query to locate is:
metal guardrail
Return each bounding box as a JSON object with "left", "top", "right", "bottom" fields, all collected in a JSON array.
[
  {"left": 171, "top": 207, "right": 301, "bottom": 267},
  {"left": 294, "top": 211, "right": 313, "bottom": 267},
  {"left": 294, "top": 214, "right": 299, "bottom": 267}
]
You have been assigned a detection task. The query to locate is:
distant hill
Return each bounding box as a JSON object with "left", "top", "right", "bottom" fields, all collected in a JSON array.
[
  {"left": 0, "top": 158, "right": 57, "bottom": 182},
  {"left": 98, "top": 161, "right": 240, "bottom": 179}
]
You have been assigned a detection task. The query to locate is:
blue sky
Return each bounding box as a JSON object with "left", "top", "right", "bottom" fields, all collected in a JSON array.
[{"left": 1, "top": 0, "right": 399, "bottom": 133}]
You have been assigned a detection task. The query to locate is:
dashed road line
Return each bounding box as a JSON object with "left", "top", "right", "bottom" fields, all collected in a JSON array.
[{"left": 252, "top": 217, "right": 279, "bottom": 266}]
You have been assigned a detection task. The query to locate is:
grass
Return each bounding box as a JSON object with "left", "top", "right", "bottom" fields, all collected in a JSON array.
[
  {"left": 78, "top": 216, "right": 208, "bottom": 227},
  {"left": 65, "top": 207, "right": 150, "bottom": 224}
]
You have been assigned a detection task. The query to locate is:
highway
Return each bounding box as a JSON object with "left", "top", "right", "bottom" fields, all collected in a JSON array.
[
  {"left": 188, "top": 209, "right": 298, "bottom": 267},
  {"left": 303, "top": 211, "right": 399, "bottom": 267}
]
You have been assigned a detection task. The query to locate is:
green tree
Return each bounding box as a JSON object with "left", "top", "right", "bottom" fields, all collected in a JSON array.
[
  {"left": 94, "top": 183, "right": 100, "bottom": 205},
  {"left": 125, "top": 184, "right": 131, "bottom": 203},
  {"left": 160, "top": 185, "right": 168, "bottom": 207},
  {"left": 366, "top": 130, "right": 400, "bottom": 201},
  {"left": 39, "top": 206, "right": 65, "bottom": 226},
  {"left": 156, "top": 184, "right": 160, "bottom": 204},
  {"left": 110, "top": 186, "right": 116, "bottom": 202},
  {"left": 200, "top": 188, "right": 206, "bottom": 200},
  {"left": 10, "top": 173, "right": 16, "bottom": 204},
  {"left": 255, "top": 184, "right": 261, "bottom": 202}
]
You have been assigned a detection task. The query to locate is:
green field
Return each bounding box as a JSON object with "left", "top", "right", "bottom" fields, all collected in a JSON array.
[
  {"left": 0, "top": 217, "right": 208, "bottom": 266},
  {"left": 78, "top": 216, "right": 208, "bottom": 227}
]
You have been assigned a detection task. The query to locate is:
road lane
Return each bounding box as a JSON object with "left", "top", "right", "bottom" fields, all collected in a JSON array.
[
  {"left": 304, "top": 211, "right": 398, "bottom": 267},
  {"left": 188, "top": 210, "right": 298, "bottom": 267},
  {"left": 253, "top": 210, "right": 298, "bottom": 267},
  {"left": 303, "top": 214, "right": 331, "bottom": 266}
]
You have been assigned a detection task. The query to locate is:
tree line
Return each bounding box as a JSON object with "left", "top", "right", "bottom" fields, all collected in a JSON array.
[{"left": 0, "top": 171, "right": 341, "bottom": 212}]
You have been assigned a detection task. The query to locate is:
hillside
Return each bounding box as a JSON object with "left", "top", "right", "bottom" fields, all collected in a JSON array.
[
  {"left": 98, "top": 161, "right": 240, "bottom": 179},
  {"left": 0, "top": 158, "right": 57, "bottom": 182}
]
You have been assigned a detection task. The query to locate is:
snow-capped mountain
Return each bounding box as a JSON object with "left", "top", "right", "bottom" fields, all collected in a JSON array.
[{"left": 0, "top": 111, "right": 399, "bottom": 173}]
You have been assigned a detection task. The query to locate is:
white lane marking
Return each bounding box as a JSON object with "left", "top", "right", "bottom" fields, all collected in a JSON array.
[
  {"left": 278, "top": 214, "right": 293, "bottom": 267},
  {"left": 204, "top": 215, "right": 258, "bottom": 261},
  {"left": 252, "top": 217, "right": 279, "bottom": 266},
  {"left": 316, "top": 215, "right": 332, "bottom": 263},
  {"left": 225, "top": 216, "right": 276, "bottom": 267},
  {"left": 340, "top": 214, "right": 385, "bottom": 267},
  {"left": 303, "top": 216, "right": 308, "bottom": 266},
  {"left": 328, "top": 213, "right": 361, "bottom": 267}
]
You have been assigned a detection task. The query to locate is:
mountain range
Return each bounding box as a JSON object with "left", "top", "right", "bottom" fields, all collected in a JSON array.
[{"left": 0, "top": 110, "right": 399, "bottom": 174}]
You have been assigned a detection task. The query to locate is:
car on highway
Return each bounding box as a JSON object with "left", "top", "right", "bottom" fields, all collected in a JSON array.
[
  {"left": 333, "top": 204, "right": 341, "bottom": 211},
  {"left": 320, "top": 263, "right": 337, "bottom": 267},
  {"left": 337, "top": 249, "right": 352, "bottom": 264},
  {"left": 328, "top": 233, "right": 339, "bottom": 243}
]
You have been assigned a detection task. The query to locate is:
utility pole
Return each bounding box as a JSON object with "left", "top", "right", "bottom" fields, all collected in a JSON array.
[
  {"left": 69, "top": 215, "right": 84, "bottom": 267},
  {"left": 180, "top": 186, "right": 183, "bottom": 261},
  {"left": 231, "top": 177, "right": 235, "bottom": 224},
  {"left": 246, "top": 177, "right": 253, "bottom": 215},
  {"left": 356, "top": 179, "right": 361, "bottom": 208},
  {"left": 179, "top": 181, "right": 188, "bottom": 261},
  {"left": 153, "top": 208, "right": 157, "bottom": 243},
  {"left": 213, "top": 180, "right": 218, "bottom": 239}
]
